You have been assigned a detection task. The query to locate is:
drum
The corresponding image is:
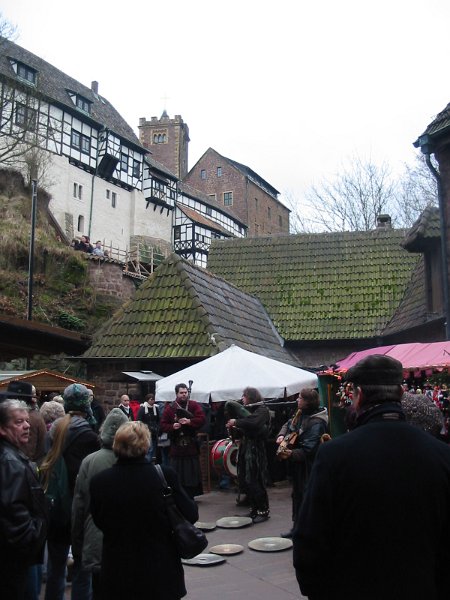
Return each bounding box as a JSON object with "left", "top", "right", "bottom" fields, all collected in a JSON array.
[
  {"left": 210, "top": 439, "right": 229, "bottom": 473},
  {"left": 222, "top": 439, "right": 239, "bottom": 477},
  {"left": 210, "top": 438, "right": 239, "bottom": 478}
]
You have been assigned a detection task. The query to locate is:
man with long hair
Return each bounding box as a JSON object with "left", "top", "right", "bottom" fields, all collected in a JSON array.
[
  {"left": 276, "top": 388, "right": 328, "bottom": 538},
  {"left": 226, "top": 387, "right": 271, "bottom": 523},
  {"left": 40, "top": 384, "right": 99, "bottom": 600}
]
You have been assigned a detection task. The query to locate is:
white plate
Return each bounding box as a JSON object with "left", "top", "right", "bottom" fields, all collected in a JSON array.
[
  {"left": 216, "top": 516, "right": 253, "bottom": 528},
  {"left": 248, "top": 537, "right": 293, "bottom": 552},
  {"left": 209, "top": 544, "right": 244, "bottom": 555},
  {"left": 182, "top": 553, "right": 226, "bottom": 566}
]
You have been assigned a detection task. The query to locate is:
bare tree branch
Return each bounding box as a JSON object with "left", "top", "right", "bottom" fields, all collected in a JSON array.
[{"left": 286, "top": 153, "right": 438, "bottom": 233}]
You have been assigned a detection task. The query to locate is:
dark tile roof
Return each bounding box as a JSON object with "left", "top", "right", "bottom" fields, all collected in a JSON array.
[
  {"left": 416, "top": 102, "right": 450, "bottom": 143},
  {"left": 226, "top": 156, "right": 280, "bottom": 196},
  {"left": 382, "top": 256, "right": 442, "bottom": 335},
  {"left": 178, "top": 205, "right": 233, "bottom": 236},
  {"left": 82, "top": 253, "right": 298, "bottom": 365},
  {"left": 402, "top": 206, "right": 440, "bottom": 251},
  {"left": 0, "top": 39, "right": 141, "bottom": 149},
  {"left": 207, "top": 229, "right": 420, "bottom": 342},
  {"left": 145, "top": 155, "right": 178, "bottom": 180}
]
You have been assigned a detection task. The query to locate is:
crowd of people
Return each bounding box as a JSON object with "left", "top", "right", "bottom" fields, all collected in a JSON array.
[
  {"left": 337, "top": 378, "right": 450, "bottom": 440},
  {"left": 0, "top": 380, "right": 206, "bottom": 600},
  {"left": 70, "top": 236, "right": 107, "bottom": 258},
  {"left": 2, "top": 363, "right": 450, "bottom": 600}
]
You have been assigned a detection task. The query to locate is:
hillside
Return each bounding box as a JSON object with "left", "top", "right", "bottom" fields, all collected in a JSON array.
[{"left": 0, "top": 170, "right": 124, "bottom": 342}]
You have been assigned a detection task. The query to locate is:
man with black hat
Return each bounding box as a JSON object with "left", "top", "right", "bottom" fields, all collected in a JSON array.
[{"left": 293, "top": 354, "right": 450, "bottom": 600}]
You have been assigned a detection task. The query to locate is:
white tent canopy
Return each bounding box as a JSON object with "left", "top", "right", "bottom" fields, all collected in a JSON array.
[{"left": 155, "top": 345, "right": 318, "bottom": 403}]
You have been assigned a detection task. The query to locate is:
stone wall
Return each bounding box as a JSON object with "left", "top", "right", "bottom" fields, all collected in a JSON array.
[{"left": 86, "top": 258, "right": 137, "bottom": 303}]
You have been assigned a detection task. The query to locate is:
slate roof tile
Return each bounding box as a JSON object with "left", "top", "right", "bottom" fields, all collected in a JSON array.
[{"left": 1, "top": 39, "right": 141, "bottom": 149}]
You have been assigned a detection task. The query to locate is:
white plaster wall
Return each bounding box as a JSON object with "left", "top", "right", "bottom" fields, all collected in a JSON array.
[
  {"left": 46, "top": 154, "right": 172, "bottom": 250},
  {"left": 133, "top": 190, "right": 173, "bottom": 244}
]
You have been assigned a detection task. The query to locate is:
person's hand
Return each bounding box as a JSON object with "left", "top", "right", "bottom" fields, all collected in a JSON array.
[
  {"left": 173, "top": 422, "right": 181, "bottom": 430},
  {"left": 278, "top": 448, "right": 292, "bottom": 460},
  {"left": 276, "top": 435, "right": 284, "bottom": 445},
  {"left": 226, "top": 419, "right": 236, "bottom": 428},
  {"left": 178, "top": 418, "right": 191, "bottom": 425}
]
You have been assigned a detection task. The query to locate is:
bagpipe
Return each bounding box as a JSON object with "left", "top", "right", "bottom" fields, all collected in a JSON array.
[{"left": 175, "top": 407, "right": 194, "bottom": 420}]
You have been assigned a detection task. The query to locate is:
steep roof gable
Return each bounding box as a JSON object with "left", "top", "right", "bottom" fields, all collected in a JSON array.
[
  {"left": 83, "top": 253, "right": 298, "bottom": 365},
  {"left": 415, "top": 102, "right": 450, "bottom": 145},
  {"left": 187, "top": 147, "right": 281, "bottom": 199},
  {"left": 207, "top": 230, "right": 419, "bottom": 341},
  {"left": 0, "top": 39, "right": 141, "bottom": 149},
  {"left": 402, "top": 205, "right": 440, "bottom": 252}
]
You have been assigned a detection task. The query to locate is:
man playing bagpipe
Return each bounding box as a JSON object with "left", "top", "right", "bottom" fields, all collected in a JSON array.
[{"left": 160, "top": 383, "right": 205, "bottom": 499}]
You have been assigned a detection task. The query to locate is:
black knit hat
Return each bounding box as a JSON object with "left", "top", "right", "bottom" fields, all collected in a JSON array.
[{"left": 344, "top": 355, "right": 403, "bottom": 386}]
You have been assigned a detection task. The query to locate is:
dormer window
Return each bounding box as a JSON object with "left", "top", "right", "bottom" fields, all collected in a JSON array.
[
  {"left": 15, "top": 61, "right": 37, "bottom": 85},
  {"left": 8, "top": 59, "right": 37, "bottom": 85},
  {"left": 67, "top": 91, "right": 91, "bottom": 114},
  {"left": 76, "top": 95, "right": 90, "bottom": 112}
]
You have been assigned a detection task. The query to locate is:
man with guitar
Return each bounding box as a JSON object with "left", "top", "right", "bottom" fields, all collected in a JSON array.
[{"left": 276, "top": 388, "right": 329, "bottom": 538}]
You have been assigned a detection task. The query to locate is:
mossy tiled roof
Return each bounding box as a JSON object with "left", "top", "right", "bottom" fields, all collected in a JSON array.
[
  {"left": 402, "top": 206, "right": 440, "bottom": 252},
  {"left": 382, "top": 257, "right": 441, "bottom": 336},
  {"left": 207, "top": 230, "right": 420, "bottom": 341},
  {"left": 83, "top": 254, "right": 297, "bottom": 365}
]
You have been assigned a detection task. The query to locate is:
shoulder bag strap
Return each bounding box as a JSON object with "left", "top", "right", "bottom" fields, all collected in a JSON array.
[{"left": 155, "top": 464, "right": 173, "bottom": 496}]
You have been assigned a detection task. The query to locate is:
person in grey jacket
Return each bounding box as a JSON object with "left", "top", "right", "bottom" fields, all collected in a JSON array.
[{"left": 71, "top": 408, "right": 128, "bottom": 600}]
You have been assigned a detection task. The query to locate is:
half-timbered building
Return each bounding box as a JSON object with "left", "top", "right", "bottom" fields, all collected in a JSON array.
[{"left": 0, "top": 39, "right": 246, "bottom": 262}]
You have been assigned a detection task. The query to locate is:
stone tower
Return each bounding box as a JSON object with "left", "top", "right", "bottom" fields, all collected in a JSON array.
[{"left": 138, "top": 111, "right": 190, "bottom": 179}]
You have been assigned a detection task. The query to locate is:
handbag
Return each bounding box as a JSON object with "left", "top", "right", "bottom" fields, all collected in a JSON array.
[{"left": 155, "top": 465, "right": 208, "bottom": 559}]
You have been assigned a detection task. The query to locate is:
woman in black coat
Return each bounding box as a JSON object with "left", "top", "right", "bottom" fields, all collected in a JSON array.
[{"left": 90, "top": 421, "right": 198, "bottom": 600}]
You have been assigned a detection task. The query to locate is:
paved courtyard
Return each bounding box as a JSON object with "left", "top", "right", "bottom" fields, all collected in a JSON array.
[{"left": 184, "top": 482, "right": 305, "bottom": 600}]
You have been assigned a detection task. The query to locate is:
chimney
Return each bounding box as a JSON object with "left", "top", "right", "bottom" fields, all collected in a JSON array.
[
  {"left": 376, "top": 214, "right": 392, "bottom": 229},
  {"left": 91, "top": 81, "right": 99, "bottom": 95}
]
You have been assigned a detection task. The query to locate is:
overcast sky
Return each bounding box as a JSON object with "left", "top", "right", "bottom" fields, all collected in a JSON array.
[{"left": 3, "top": 0, "right": 450, "bottom": 206}]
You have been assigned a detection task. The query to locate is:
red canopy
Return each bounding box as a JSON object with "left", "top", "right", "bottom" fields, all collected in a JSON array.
[{"left": 335, "top": 341, "right": 450, "bottom": 375}]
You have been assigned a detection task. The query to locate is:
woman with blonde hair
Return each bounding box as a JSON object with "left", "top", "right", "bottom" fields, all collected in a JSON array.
[
  {"left": 90, "top": 421, "right": 198, "bottom": 600},
  {"left": 40, "top": 384, "right": 99, "bottom": 600}
]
